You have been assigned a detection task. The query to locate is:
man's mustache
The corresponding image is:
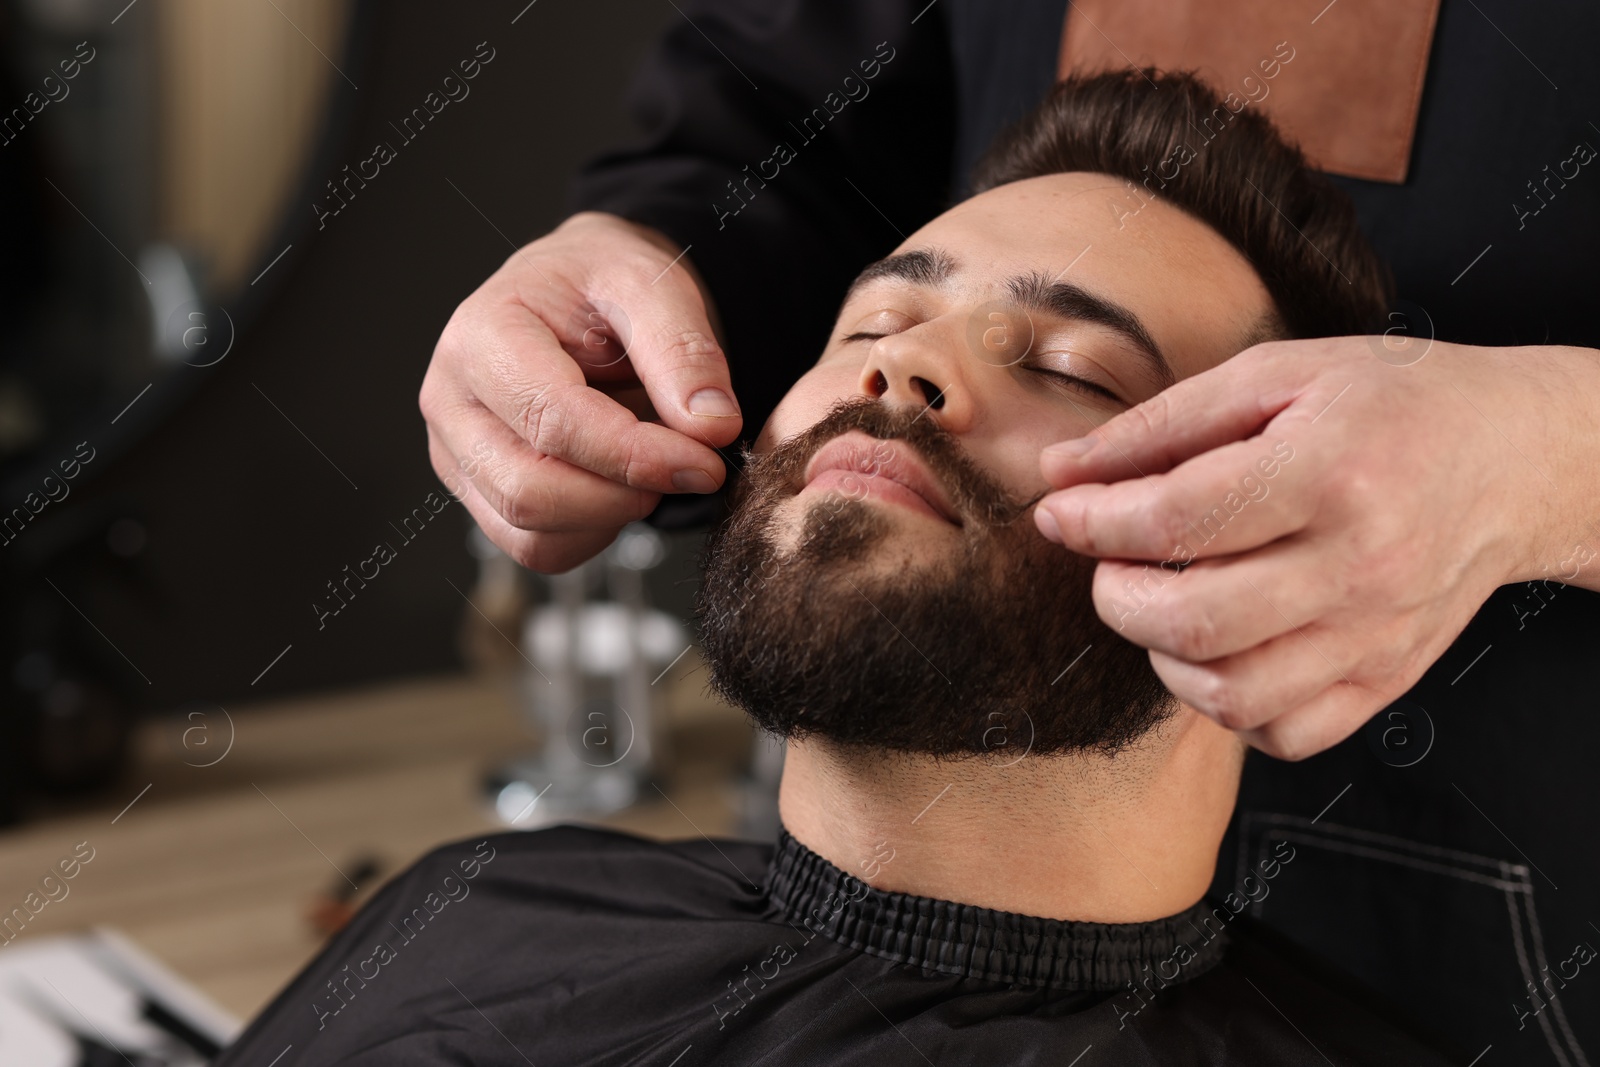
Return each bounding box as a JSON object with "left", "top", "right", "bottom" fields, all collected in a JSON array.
[{"left": 734, "top": 397, "right": 1046, "bottom": 528}]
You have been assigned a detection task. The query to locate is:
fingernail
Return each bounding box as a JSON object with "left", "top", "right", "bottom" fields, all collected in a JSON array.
[
  {"left": 688, "top": 387, "right": 739, "bottom": 418},
  {"left": 1035, "top": 508, "right": 1062, "bottom": 542},
  {"left": 672, "top": 468, "right": 718, "bottom": 493},
  {"left": 1043, "top": 437, "right": 1095, "bottom": 459}
]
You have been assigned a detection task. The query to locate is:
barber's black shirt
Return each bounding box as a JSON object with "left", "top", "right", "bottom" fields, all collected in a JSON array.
[
  {"left": 568, "top": 3, "right": 1600, "bottom": 1064},
  {"left": 212, "top": 826, "right": 1455, "bottom": 1065}
]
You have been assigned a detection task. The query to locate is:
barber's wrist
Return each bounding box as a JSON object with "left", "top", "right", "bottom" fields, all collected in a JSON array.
[{"left": 1486, "top": 343, "right": 1600, "bottom": 587}]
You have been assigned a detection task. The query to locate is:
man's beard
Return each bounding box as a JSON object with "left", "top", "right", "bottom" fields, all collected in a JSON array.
[{"left": 695, "top": 397, "right": 1176, "bottom": 757}]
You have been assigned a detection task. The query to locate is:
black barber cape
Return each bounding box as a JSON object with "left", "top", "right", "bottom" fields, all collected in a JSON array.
[
  {"left": 213, "top": 825, "right": 1451, "bottom": 1065},
  {"left": 572, "top": 2, "right": 1600, "bottom": 1062}
]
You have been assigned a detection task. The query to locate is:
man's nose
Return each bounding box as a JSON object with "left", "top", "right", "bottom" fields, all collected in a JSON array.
[{"left": 857, "top": 321, "right": 975, "bottom": 432}]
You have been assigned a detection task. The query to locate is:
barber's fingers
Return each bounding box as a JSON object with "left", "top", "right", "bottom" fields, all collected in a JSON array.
[
  {"left": 1236, "top": 682, "right": 1390, "bottom": 762},
  {"left": 1093, "top": 541, "right": 1329, "bottom": 663},
  {"left": 1149, "top": 621, "right": 1371, "bottom": 735},
  {"left": 1037, "top": 434, "right": 1313, "bottom": 560},
  {"left": 588, "top": 243, "right": 745, "bottom": 450},
  {"left": 427, "top": 422, "right": 658, "bottom": 534},
  {"left": 433, "top": 437, "right": 630, "bottom": 574},
  {"left": 447, "top": 300, "right": 731, "bottom": 495},
  {"left": 1040, "top": 344, "right": 1309, "bottom": 488}
]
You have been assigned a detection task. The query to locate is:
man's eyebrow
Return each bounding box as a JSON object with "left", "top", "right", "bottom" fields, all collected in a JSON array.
[
  {"left": 844, "top": 247, "right": 957, "bottom": 302},
  {"left": 1007, "top": 271, "right": 1176, "bottom": 389}
]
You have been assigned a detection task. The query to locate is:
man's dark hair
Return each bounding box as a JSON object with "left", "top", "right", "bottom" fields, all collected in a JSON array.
[{"left": 970, "top": 69, "right": 1391, "bottom": 340}]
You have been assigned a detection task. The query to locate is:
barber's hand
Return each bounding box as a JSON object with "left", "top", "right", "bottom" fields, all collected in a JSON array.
[
  {"left": 1033, "top": 338, "right": 1600, "bottom": 760},
  {"left": 421, "top": 212, "right": 742, "bottom": 572}
]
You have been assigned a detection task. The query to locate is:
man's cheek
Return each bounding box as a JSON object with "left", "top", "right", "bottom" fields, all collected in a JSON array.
[{"left": 759, "top": 369, "right": 852, "bottom": 449}]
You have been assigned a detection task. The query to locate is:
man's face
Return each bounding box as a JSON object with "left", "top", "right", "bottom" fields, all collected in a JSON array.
[{"left": 697, "top": 172, "right": 1276, "bottom": 756}]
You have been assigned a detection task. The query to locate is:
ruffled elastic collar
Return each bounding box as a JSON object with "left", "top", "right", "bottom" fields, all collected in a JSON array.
[{"left": 766, "top": 827, "right": 1228, "bottom": 991}]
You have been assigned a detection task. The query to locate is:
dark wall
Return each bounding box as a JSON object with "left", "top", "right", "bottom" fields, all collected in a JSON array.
[{"left": 48, "top": 0, "right": 676, "bottom": 709}]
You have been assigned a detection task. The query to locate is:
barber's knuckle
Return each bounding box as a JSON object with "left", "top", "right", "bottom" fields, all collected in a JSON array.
[
  {"left": 618, "top": 434, "right": 659, "bottom": 489},
  {"left": 512, "top": 475, "right": 563, "bottom": 532},
  {"left": 1150, "top": 498, "right": 1192, "bottom": 554},
  {"left": 509, "top": 533, "right": 574, "bottom": 575},
  {"left": 517, "top": 383, "right": 561, "bottom": 453},
  {"left": 514, "top": 541, "right": 562, "bottom": 574},
  {"left": 417, "top": 374, "right": 445, "bottom": 423},
  {"left": 1328, "top": 463, "right": 1381, "bottom": 518},
  {"left": 1194, "top": 676, "right": 1251, "bottom": 729},
  {"left": 1164, "top": 600, "right": 1222, "bottom": 661},
  {"left": 1258, "top": 724, "right": 1314, "bottom": 762},
  {"left": 657, "top": 329, "right": 722, "bottom": 373}
]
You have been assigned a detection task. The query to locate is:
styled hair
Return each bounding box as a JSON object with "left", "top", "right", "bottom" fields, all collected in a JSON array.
[{"left": 970, "top": 69, "right": 1391, "bottom": 339}]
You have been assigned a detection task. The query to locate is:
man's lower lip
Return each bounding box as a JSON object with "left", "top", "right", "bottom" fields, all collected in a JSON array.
[{"left": 800, "top": 468, "right": 951, "bottom": 522}]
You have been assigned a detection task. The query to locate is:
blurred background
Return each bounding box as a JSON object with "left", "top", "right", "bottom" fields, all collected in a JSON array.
[{"left": 0, "top": 0, "right": 770, "bottom": 1043}]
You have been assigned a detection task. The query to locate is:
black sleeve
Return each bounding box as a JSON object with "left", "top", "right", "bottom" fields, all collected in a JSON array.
[{"left": 570, "top": 0, "right": 958, "bottom": 492}]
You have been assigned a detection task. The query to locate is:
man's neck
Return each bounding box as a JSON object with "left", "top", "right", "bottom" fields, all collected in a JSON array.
[{"left": 777, "top": 709, "right": 1244, "bottom": 924}]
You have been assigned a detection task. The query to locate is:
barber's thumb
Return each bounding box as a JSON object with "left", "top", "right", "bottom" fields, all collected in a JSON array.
[{"left": 637, "top": 327, "right": 743, "bottom": 444}]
